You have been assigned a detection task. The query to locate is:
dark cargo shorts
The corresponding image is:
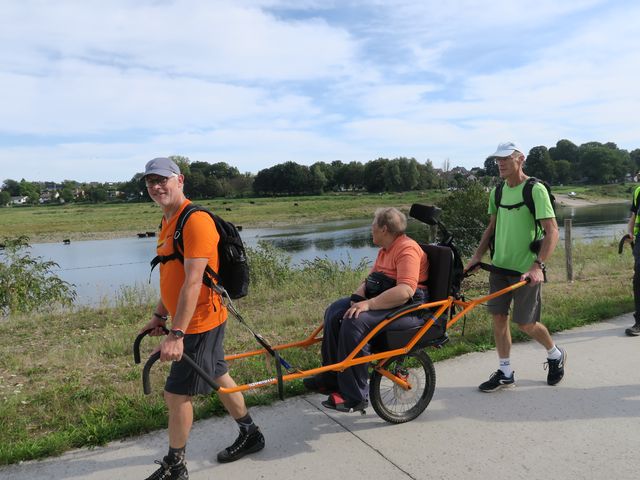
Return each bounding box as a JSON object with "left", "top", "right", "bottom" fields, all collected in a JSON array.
[
  {"left": 486, "top": 272, "right": 541, "bottom": 325},
  {"left": 165, "top": 323, "right": 228, "bottom": 396}
]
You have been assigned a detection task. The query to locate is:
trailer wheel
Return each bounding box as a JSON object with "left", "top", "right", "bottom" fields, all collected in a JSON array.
[{"left": 369, "top": 350, "right": 435, "bottom": 424}]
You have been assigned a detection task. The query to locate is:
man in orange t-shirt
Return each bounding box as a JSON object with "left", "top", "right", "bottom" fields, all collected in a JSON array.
[
  {"left": 304, "top": 207, "right": 429, "bottom": 412},
  {"left": 138, "top": 157, "right": 264, "bottom": 480}
]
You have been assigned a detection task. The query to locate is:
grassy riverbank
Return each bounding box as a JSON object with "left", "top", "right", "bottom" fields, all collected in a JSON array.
[
  {"left": 0, "top": 240, "right": 634, "bottom": 465},
  {"left": 0, "top": 191, "right": 444, "bottom": 243}
]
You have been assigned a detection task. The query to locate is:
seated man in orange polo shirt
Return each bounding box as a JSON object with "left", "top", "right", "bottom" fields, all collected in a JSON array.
[{"left": 304, "top": 207, "right": 429, "bottom": 411}]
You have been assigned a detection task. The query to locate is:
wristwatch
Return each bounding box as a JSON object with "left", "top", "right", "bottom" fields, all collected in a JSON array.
[
  {"left": 534, "top": 259, "right": 546, "bottom": 269},
  {"left": 153, "top": 312, "right": 168, "bottom": 322},
  {"left": 170, "top": 329, "right": 185, "bottom": 339}
]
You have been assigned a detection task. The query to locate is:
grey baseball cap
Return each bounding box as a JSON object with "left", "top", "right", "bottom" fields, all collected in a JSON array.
[{"left": 143, "top": 157, "right": 181, "bottom": 177}]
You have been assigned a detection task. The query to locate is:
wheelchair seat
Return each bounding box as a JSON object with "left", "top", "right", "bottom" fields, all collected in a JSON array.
[{"left": 370, "top": 243, "right": 454, "bottom": 352}]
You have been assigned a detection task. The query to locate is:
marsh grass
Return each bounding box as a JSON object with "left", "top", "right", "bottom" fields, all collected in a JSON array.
[{"left": 0, "top": 240, "right": 634, "bottom": 465}]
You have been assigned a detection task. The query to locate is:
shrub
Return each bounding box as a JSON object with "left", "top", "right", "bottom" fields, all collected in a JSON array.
[
  {"left": 0, "top": 236, "right": 76, "bottom": 316},
  {"left": 440, "top": 183, "right": 490, "bottom": 257}
]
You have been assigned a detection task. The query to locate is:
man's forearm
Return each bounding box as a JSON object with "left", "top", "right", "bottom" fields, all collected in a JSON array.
[
  {"left": 172, "top": 280, "right": 201, "bottom": 331},
  {"left": 536, "top": 219, "right": 559, "bottom": 263}
]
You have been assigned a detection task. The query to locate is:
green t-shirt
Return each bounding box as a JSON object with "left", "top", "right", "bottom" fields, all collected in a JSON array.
[
  {"left": 631, "top": 186, "right": 640, "bottom": 236},
  {"left": 489, "top": 180, "right": 555, "bottom": 273}
]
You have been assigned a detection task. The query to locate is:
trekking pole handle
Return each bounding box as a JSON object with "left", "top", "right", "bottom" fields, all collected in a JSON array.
[
  {"left": 142, "top": 350, "right": 220, "bottom": 395},
  {"left": 619, "top": 234, "right": 634, "bottom": 254}
]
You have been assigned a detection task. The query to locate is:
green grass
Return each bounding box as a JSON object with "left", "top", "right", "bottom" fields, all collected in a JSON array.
[{"left": 0, "top": 239, "right": 634, "bottom": 465}]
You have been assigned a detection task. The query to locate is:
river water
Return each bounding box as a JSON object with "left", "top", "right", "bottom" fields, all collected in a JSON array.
[{"left": 18, "top": 202, "right": 631, "bottom": 305}]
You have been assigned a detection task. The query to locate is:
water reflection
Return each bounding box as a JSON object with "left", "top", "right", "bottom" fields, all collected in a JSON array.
[{"left": 255, "top": 219, "right": 430, "bottom": 254}]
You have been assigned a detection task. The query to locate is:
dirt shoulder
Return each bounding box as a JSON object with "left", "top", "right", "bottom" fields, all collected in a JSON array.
[{"left": 555, "top": 193, "right": 627, "bottom": 207}]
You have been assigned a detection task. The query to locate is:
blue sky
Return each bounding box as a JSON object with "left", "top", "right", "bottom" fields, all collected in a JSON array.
[{"left": 1, "top": 0, "right": 638, "bottom": 182}]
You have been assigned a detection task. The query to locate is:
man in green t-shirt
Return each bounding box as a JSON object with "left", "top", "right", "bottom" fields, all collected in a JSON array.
[
  {"left": 623, "top": 185, "right": 640, "bottom": 335},
  {"left": 465, "top": 141, "right": 566, "bottom": 391}
]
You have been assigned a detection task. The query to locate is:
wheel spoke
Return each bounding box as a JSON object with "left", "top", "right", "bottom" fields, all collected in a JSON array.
[{"left": 370, "top": 351, "right": 436, "bottom": 423}]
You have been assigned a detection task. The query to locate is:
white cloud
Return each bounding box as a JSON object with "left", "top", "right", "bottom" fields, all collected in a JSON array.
[{"left": 0, "top": 0, "right": 639, "bottom": 183}]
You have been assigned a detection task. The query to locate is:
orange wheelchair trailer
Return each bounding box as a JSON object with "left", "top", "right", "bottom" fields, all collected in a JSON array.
[{"left": 134, "top": 204, "right": 528, "bottom": 424}]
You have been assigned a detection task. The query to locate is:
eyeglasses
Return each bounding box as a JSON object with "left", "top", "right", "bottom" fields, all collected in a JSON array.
[
  {"left": 492, "top": 154, "right": 520, "bottom": 164},
  {"left": 145, "top": 175, "right": 176, "bottom": 188}
]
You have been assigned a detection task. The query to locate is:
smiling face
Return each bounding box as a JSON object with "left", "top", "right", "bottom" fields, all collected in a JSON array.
[{"left": 145, "top": 173, "right": 185, "bottom": 212}]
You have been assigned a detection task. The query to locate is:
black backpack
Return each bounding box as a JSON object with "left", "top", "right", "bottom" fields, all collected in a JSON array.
[
  {"left": 150, "top": 204, "right": 249, "bottom": 299},
  {"left": 492, "top": 177, "right": 556, "bottom": 255}
]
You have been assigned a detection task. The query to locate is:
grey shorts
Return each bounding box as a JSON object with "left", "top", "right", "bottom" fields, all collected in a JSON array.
[
  {"left": 486, "top": 272, "right": 541, "bottom": 325},
  {"left": 165, "top": 323, "right": 228, "bottom": 396}
]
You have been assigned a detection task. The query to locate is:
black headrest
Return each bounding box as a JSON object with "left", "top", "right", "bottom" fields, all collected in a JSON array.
[{"left": 410, "top": 204, "right": 441, "bottom": 226}]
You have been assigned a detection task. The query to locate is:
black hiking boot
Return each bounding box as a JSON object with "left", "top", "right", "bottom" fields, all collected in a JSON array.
[
  {"left": 217, "top": 426, "right": 265, "bottom": 463},
  {"left": 545, "top": 347, "right": 567, "bottom": 386},
  {"left": 625, "top": 322, "right": 640, "bottom": 336},
  {"left": 478, "top": 369, "right": 515, "bottom": 392},
  {"left": 144, "top": 457, "right": 188, "bottom": 480}
]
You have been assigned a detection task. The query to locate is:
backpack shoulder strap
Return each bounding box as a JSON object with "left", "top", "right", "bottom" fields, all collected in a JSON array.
[
  {"left": 172, "top": 203, "right": 205, "bottom": 254},
  {"left": 150, "top": 204, "right": 204, "bottom": 268},
  {"left": 494, "top": 182, "right": 504, "bottom": 209},
  {"left": 175, "top": 205, "right": 225, "bottom": 287},
  {"left": 522, "top": 177, "right": 538, "bottom": 217}
]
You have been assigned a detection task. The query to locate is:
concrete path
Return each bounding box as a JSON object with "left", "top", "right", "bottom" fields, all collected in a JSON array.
[{"left": 2, "top": 314, "right": 638, "bottom": 480}]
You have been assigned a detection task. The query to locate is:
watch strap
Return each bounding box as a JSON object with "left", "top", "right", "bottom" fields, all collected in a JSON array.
[{"left": 170, "top": 328, "right": 185, "bottom": 338}]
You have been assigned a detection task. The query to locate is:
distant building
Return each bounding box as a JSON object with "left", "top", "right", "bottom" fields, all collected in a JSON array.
[
  {"left": 39, "top": 190, "right": 60, "bottom": 203},
  {"left": 10, "top": 196, "right": 29, "bottom": 205}
]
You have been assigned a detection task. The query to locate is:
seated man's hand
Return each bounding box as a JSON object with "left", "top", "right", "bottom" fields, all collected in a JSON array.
[{"left": 344, "top": 300, "right": 371, "bottom": 319}]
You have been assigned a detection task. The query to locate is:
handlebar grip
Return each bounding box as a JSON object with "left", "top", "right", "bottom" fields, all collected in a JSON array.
[
  {"left": 141, "top": 350, "right": 220, "bottom": 395},
  {"left": 619, "top": 234, "right": 633, "bottom": 255},
  {"left": 133, "top": 327, "right": 169, "bottom": 364},
  {"left": 143, "top": 351, "right": 160, "bottom": 395}
]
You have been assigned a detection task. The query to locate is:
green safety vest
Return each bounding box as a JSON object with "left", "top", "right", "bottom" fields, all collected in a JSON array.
[{"left": 634, "top": 186, "right": 640, "bottom": 236}]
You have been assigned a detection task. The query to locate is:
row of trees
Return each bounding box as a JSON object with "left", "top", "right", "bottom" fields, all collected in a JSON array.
[
  {"left": 252, "top": 158, "right": 444, "bottom": 195},
  {"left": 4, "top": 139, "right": 640, "bottom": 204},
  {"left": 485, "top": 139, "right": 640, "bottom": 184}
]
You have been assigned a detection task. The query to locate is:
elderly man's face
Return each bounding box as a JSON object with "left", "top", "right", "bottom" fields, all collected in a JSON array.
[
  {"left": 146, "top": 174, "right": 183, "bottom": 208},
  {"left": 371, "top": 221, "right": 386, "bottom": 247},
  {"left": 495, "top": 152, "right": 523, "bottom": 179}
]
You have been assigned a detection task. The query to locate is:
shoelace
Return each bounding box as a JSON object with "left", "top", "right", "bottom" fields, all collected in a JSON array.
[
  {"left": 147, "top": 459, "right": 185, "bottom": 480},
  {"left": 226, "top": 431, "right": 252, "bottom": 455},
  {"left": 543, "top": 358, "right": 561, "bottom": 371},
  {"left": 147, "top": 460, "right": 171, "bottom": 480}
]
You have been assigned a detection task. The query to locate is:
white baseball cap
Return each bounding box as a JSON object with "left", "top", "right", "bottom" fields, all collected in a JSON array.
[{"left": 489, "top": 141, "right": 524, "bottom": 158}]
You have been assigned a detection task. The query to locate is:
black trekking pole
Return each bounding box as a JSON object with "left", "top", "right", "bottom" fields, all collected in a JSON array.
[{"left": 210, "top": 282, "right": 294, "bottom": 400}]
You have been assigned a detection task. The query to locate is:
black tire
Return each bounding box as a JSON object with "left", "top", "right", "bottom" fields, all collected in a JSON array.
[{"left": 369, "top": 350, "right": 436, "bottom": 424}]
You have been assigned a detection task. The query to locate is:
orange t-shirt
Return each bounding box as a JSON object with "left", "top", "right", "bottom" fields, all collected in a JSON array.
[
  {"left": 157, "top": 200, "right": 227, "bottom": 334},
  {"left": 371, "top": 234, "right": 429, "bottom": 291}
]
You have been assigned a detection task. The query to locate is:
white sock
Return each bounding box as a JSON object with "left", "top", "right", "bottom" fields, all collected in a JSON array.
[
  {"left": 547, "top": 345, "right": 561, "bottom": 360},
  {"left": 499, "top": 358, "right": 513, "bottom": 377}
]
